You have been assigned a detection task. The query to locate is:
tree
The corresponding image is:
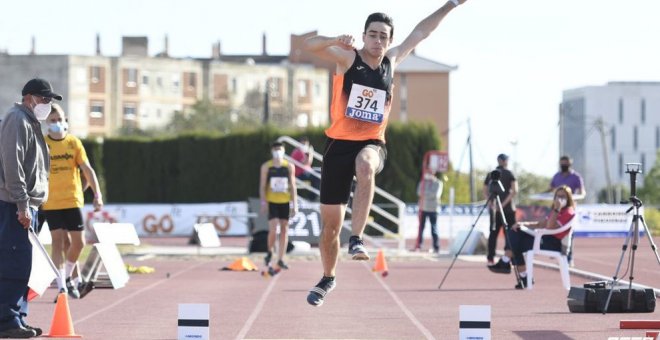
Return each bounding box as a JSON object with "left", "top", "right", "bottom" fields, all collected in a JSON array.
[
  {"left": 516, "top": 171, "right": 552, "bottom": 205},
  {"left": 166, "top": 99, "right": 234, "bottom": 135},
  {"left": 638, "top": 149, "right": 660, "bottom": 206}
]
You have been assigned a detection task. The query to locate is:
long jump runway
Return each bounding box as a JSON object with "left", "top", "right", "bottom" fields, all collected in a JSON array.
[{"left": 26, "top": 239, "right": 660, "bottom": 339}]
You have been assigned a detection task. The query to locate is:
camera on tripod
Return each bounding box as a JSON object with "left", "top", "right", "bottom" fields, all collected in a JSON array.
[
  {"left": 488, "top": 169, "right": 504, "bottom": 196},
  {"left": 624, "top": 163, "right": 642, "bottom": 206}
]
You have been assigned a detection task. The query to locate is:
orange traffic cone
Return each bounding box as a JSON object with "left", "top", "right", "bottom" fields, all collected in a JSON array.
[
  {"left": 372, "top": 249, "right": 389, "bottom": 277},
  {"left": 221, "top": 257, "right": 258, "bottom": 271},
  {"left": 45, "top": 293, "right": 82, "bottom": 338}
]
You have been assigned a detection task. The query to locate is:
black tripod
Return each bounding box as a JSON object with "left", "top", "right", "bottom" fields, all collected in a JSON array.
[
  {"left": 439, "top": 175, "right": 523, "bottom": 289},
  {"left": 602, "top": 164, "right": 660, "bottom": 314}
]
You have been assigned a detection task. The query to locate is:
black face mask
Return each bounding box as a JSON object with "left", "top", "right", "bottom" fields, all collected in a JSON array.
[{"left": 560, "top": 165, "right": 570, "bottom": 173}]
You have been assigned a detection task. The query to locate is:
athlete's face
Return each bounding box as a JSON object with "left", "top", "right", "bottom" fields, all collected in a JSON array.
[{"left": 363, "top": 22, "right": 392, "bottom": 57}]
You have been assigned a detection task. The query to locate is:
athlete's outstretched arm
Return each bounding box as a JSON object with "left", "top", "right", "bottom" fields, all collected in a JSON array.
[
  {"left": 388, "top": 0, "right": 467, "bottom": 67},
  {"left": 303, "top": 35, "right": 355, "bottom": 69}
]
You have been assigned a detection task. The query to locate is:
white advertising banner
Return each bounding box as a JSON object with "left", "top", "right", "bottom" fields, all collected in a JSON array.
[
  {"left": 574, "top": 204, "right": 643, "bottom": 237},
  {"left": 403, "top": 204, "right": 642, "bottom": 240},
  {"left": 82, "top": 202, "right": 249, "bottom": 237}
]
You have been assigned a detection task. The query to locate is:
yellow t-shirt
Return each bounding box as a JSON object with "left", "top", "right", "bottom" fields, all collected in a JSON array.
[{"left": 42, "top": 134, "right": 88, "bottom": 210}]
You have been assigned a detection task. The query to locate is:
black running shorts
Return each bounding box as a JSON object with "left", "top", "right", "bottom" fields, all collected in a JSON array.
[
  {"left": 320, "top": 138, "right": 386, "bottom": 205},
  {"left": 44, "top": 207, "right": 85, "bottom": 231},
  {"left": 268, "top": 202, "right": 290, "bottom": 220}
]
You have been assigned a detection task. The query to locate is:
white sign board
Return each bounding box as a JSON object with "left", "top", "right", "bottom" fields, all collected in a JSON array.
[
  {"left": 194, "top": 223, "right": 221, "bottom": 248},
  {"left": 574, "top": 204, "right": 643, "bottom": 237},
  {"left": 178, "top": 304, "right": 210, "bottom": 340},
  {"left": 94, "top": 243, "right": 129, "bottom": 289},
  {"left": 83, "top": 202, "right": 249, "bottom": 237},
  {"left": 28, "top": 231, "right": 58, "bottom": 296},
  {"left": 459, "top": 305, "right": 491, "bottom": 340},
  {"left": 93, "top": 223, "right": 141, "bottom": 245}
]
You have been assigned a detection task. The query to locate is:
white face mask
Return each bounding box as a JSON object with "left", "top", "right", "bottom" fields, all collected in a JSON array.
[
  {"left": 557, "top": 198, "right": 567, "bottom": 208},
  {"left": 272, "top": 150, "right": 284, "bottom": 160},
  {"left": 33, "top": 102, "right": 52, "bottom": 120}
]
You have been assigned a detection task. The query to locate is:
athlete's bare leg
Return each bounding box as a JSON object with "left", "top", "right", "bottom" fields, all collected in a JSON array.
[
  {"left": 319, "top": 203, "right": 346, "bottom": 277},
  {"left": 267, "top": 218, "right": 279, "bottom": 263},
  {"left": 277, "top": 219, "right": 289, "bottom": 262},
  {"left": 50, "top": 229, "right": 66, "bottom": 270},
  {"left": 66, "top": 231, "right": 84, "bottom": 263},
  {"left": 350, "top": 147, "right": 379, "bottom": 237}
]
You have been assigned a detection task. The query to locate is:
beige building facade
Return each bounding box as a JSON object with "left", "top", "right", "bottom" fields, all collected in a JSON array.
[{"left": 0, "top": 37, "right": 329, "bottom": 138}]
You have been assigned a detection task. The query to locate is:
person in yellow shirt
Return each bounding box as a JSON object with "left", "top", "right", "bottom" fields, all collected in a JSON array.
[
  {"left": 42, "top": 104, "right": 103, "bottom": 299},
  {"left": 259, "top": 142, "right": 298, "bottom": 273}
]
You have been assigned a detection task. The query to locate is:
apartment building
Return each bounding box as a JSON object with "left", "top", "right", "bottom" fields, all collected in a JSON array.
[
  {"left": 560, "top": 82, "right": 660, "bottom": 202},
  {"left": 0, "top": 36, "right": 329, "bottom": 137}
]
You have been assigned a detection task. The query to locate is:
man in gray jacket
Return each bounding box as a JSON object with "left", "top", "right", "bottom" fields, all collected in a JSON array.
[{"left": 0, "top": 78, "right": 61, "bottom": 338}]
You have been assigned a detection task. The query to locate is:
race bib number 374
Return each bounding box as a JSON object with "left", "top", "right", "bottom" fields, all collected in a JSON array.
[{"left": 345, "top": 84, "right": 386, "bottom": 124}]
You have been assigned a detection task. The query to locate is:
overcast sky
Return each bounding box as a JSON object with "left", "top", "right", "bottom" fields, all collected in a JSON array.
[{"left": 2, "top": 0, "right": 659, "bottom": 177}]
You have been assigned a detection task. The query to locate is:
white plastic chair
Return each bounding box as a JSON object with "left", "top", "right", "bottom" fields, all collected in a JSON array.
[{"left": 521, "top": 216, "right": 575, "bottom": 290}]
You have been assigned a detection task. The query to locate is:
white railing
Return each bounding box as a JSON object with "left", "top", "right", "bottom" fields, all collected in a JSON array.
[{"left": 277, "top": 136, "right": 406, "bottom": 252}]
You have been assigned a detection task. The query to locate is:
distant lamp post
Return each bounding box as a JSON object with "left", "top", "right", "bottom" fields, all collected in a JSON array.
[{"left": 263, "top": 78, "right": 270, "bottom": 124}]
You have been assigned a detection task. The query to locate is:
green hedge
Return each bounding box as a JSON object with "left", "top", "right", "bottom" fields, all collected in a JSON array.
[{"left": 82, "top": 123, "right": 441, "bottom": 204}]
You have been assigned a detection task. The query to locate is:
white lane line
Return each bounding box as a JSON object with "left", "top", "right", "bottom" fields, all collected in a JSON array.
[
  {"left": 362, "top": 262, "right": 436, "bottom": 340},
  {"left": 74, "top": 261, "right": 207, "bottom": 325},
  {"left": 234, "top": 273, "right": 281, "bottom": 340}
]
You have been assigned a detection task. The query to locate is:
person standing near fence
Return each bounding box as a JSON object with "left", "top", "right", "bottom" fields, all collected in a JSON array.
[{"left": 414, "top": 170, "right": 442, "bottom": 253}]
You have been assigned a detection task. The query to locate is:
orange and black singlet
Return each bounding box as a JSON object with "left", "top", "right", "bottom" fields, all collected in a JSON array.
[{"left": 325, "top": 50, "right": 393, "bottom": 142}]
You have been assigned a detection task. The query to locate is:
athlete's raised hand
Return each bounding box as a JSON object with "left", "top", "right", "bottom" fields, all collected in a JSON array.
[{"left": 335, "top": 35, "right": 355, "bottom": 50}]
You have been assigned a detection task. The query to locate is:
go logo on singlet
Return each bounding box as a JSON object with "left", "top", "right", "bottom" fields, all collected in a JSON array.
[{"left": 345, "top": 84, "right": 386, "bottom": 124}]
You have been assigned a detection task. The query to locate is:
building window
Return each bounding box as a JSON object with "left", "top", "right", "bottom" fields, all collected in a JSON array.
[
  {"left": 610, "top": 127, "right": 616, "bottom": 150},
  {"left": 123, "top": 104, "right": 137, "bottom": 120},
  {"left": 641, "top": 153, "right": 646, "bottom": 173},
  {"left": 296, "top": 113, "right": 309, "bottom": 128},
  {"left": 91, "top": 66, "right": 101, "bottom": 83},
  {"left": 618, "top": 98, "right": 623, "bottom": 124},
  {"left": 231, "top": 78, "right": 237, "bottom": 94},
  {"left": 187, "top": 72, "right": 197, "bottom": 89},
  {"left": 157, "top": 76, "right": 163, "bottom": 87},
  {"left": 641, "top": 98, "right": 646, "bottom": 123},
  {"left": 90, "top": 101, "right": 104, "bottom": 118},
  {"left": 298, "top": 80, "right": 308, "bottom": 97},
  {"left": 126, "top": 68, "right": 137, "bottom": 87},
  {"left": 172, "top": 74, "right": 180, "bottom": 91},
  {"left": 314, "top": 82, "right": 321, "bottom": 97},
  {"left": 633, "top": 126, "right": 638, "bottom": 151},
  {"left": 268, "top": 78, "right": 280, "bottom": 97},
  {"left": 619, "top": 153, "right": 623, "bottom": 177},
  {"left": 656, "top": 126, "right": 660, "bottom": 149},
  {"left": 142, "top": 75, "right": 149, "bottom": 86}
]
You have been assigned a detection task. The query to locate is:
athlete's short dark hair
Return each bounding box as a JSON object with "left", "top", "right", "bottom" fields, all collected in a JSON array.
[
  {"left": 364, "top": 12, "right": 394, "bottom": 38},
  {"left": 271, "top": 141, "right": 284, "bottom": 149}
]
